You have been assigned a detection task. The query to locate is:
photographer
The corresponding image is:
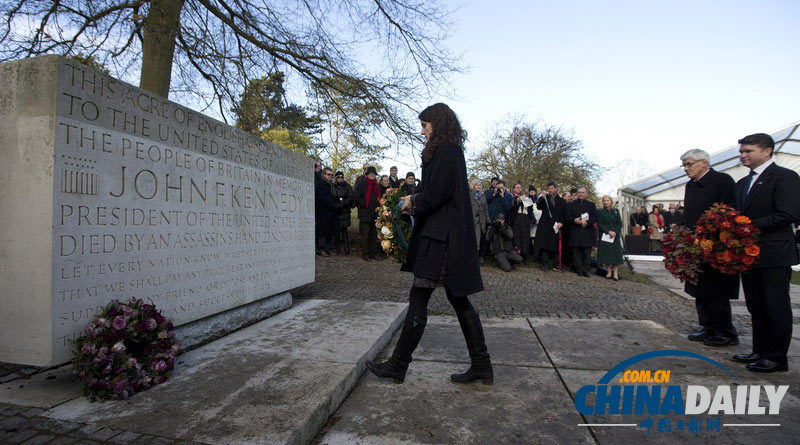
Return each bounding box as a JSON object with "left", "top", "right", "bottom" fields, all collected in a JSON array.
[
  {"left": 486, "top": 180, "right": 512, "bottom": 221},
  {"left": 486, "top": 214, "right": 523, "bottom": 272}
]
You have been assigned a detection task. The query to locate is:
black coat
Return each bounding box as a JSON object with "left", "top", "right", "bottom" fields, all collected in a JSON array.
[
  {"left": 315, "top": 179, "right": 339, "bottom": 239},
  {"left": 354, "top": 180, "right": 381, "bottom": 222},
  {"left": 333, "top": 181, "right": 354, "bottom": 228},
  {"left": 486, "top": 222, "right": 514, "bottom": 255},
  {"left": 400, "top": 182, "right": 418, "bottom": 195},
  {"left": 683, "top": 168, "right": 739, "bottom": 300},
  {"left": 564, "top": 199, "right": 598, "bottom": 248},
  {"left": 389, "top": 176, "right": 402, "bottom": 189},
  {"left": 533, "top": 194, "right": 564, "bottom": 253},
  {"left": 401, "top": 143, "right": 483, "bottom": 296},
  {"left": 735, "top": 162, "right": 800, "bottom": 268}
]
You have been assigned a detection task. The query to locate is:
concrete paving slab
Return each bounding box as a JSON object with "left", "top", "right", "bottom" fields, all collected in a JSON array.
[
  {"left": 42, "top": 299, "right": 407, "bottom": 445},
  {"left": 560, "top": 369, "right": 800, "bottom": 444},
  {"left": 528, "top": 318, "right": 799, "bottom": 382},
  {"left": 318, "top": 361, "right": 594, "bottom": 444},
  {"left": 0, "top": 366, "right": 82, "bottom": 408},
  {"left": 378, "top": 316, "right": 550, "bottom": 368}
]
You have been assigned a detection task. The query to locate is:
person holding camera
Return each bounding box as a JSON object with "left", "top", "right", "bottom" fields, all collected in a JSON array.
[
  {"left": 486, "top": 180, "right": 512, "bottom": 221},
  {"left": 486, "top": 213, "right": 523, "bottom": 272}
]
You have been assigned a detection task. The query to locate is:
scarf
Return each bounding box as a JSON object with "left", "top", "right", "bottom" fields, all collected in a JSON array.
[
  {"left": 654, "top": 213, "right": 663, "bottom": 227},
  {"left": 364, "top": 177, "right": 380, "bottom": 208}
]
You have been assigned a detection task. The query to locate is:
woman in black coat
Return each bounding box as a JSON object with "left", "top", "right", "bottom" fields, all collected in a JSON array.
[{"left": 366, "top": 103, "right": 491, "bottom": 384}]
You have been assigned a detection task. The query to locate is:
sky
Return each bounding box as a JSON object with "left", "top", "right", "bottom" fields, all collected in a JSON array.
[{"left": 385, "top": 0, "right": 800, "bottom": 194}]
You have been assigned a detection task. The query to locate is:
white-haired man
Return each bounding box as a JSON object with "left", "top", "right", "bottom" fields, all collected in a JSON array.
[{"left": 681, "top": 148, "right": 739, "bottom": 347}]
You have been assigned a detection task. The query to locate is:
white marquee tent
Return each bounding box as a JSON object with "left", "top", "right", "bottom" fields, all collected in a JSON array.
[{"left": 617, "top": 121, "right": 800, "bottom": 232}]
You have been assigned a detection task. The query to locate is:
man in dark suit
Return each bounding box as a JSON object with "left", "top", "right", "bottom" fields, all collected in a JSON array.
[
  {"left": 563, "top": 186, "right": 597, "bottom": 277},
  {"left": 533, "top": 181, "right": 566, "bottom": 269},
  {"left": 732, "top": 133, "right": 800, "bottom": 373},
  {"left": 680, "top": 149, "right": 739, "bottom": 347}
]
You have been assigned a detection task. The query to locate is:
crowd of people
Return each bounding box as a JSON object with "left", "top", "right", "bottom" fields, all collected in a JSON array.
[
  {"left": 313, "top": 161, "right": 634, "bottom": 280},
  {"left": 628, "top": 203, "right": 685, "bottom": 252},
  {"left": 313, "top": 161, "right": 420, "bottom": 260}
]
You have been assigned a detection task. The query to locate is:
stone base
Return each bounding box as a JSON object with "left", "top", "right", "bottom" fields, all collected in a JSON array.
[
  {"left": 174, "top": 292, "right": 292, "bottom": 352},
  {"left": 40, "top": 300, "right": 407, "bottom": 444}
]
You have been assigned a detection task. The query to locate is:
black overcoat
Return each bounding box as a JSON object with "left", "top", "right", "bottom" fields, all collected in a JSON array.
[
  {"left": 735, "top": 162, "right": 800, "bottom": 268},
  {"left": 354, "top": 180, "right": 381, "bottom": 223},
  {"left": 533, "top": 194, "right": 564, "bottom": 253},
  {"left": 564, "top": 199, "right": 598, "bottom": 248},
  {"left": 333, "top": 181, "right": 354, "bottom": 228},
  {"left": 401, "top": 143, "right": 484, "bottom": 296},
  {"left": 315, "top": 179, "right": 339, "bottom": 239},
  {"left": 683, "top": 168, "right": 740, "bottom": 300}
]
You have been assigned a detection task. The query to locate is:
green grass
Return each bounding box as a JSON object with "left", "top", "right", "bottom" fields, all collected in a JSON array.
[
  {"left": 618, "top": 265, "right": 657, "bottom": 285},
  {"left": 792, "top": 270, "right": 800, "bottom": 286}
]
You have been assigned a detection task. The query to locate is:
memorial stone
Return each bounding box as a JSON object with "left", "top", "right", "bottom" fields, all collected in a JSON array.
[{"left": 0, "top": 55, "right": 315, "bottom": 366}]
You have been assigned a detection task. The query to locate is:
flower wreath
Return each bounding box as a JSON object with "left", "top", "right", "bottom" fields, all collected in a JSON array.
[
  {"left": 375, "top": 188, "right": 414, "bottom": 262},
  {"left": 694, "top": 203, "right": 760, "bottom": 274},
  {"left": 662, "top": 226, "right": 702, "bottom": 285},
  {"left": 72, "top": 298, "right": 179, "bottom": 400}
]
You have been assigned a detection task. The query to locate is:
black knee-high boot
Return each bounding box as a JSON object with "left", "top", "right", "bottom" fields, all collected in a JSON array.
[
  {"left": 450, "top": 297, "right": 493, "bottom": 384},
  {"left": 366, "top": 287, "right": 432, "bottom": 383}
]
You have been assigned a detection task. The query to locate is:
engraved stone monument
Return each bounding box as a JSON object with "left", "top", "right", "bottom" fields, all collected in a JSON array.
[{"left": 0, "top": 55, "right": 315, "bottom": 366}]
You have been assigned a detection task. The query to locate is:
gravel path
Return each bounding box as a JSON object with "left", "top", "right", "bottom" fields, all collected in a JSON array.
[{"left": 294, "top": 255, "right": 754, "bottom": 335}]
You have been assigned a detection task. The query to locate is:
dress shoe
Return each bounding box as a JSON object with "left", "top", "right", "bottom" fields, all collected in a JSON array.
[
  {"left": 746, "top": 359, "right": 788, "bottom": 373},
  {"left": 731, "top": 352, "right": 762, "bottom": 363},
  {"left": 702, "top": 336, "right": 739, "bottom": 347},
  {"left": 366, "top": 359, "right": 407, "bottom": 383},
  {"left": 687, "top": 331, "right": 709, "bottom": 342},
  {"left": 613, "top": 277, "right": 620, "bottom": 281}
]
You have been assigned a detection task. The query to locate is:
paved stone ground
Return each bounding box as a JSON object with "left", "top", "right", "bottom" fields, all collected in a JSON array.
[
  {"left": 0, "top": 403, "right": 195, "bottom": 444},
  {"left": 294, "top": 255, "right": 770, "bottom": 336},
  {"left": 3, "top": 255, "right": 798, "bottom": 443}
]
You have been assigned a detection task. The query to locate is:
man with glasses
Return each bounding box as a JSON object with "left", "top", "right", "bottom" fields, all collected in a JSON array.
[
  {"left": 315, "top": 167, "right": 340, "bottom": 256},
  {"left": 680, "top": 149, "right": 739, "bottom": 347}
]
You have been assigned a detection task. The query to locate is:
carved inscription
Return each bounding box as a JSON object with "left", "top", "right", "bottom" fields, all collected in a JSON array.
[{"left": 52, "top": 60, "right": 314, "bottom": 359}]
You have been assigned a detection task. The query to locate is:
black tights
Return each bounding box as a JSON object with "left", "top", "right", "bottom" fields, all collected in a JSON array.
[{"left": 392, "top": 286, "right": 486, "bottom": 366}]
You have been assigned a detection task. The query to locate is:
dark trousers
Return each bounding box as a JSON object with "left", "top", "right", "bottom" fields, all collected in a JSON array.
[
  {"left": 359, "top": 221, "right": 378, "bottom": 257},
  {"left": 335, "top": 226, "right": 350, "bottom": 254},
  {"left": 494, "top": 251, "right": 523, "bottom": 272},
  {"left": 539, "top": 249, "right": 558, "bottom": 269},
  {"left": 562, "top": 238, "right": 573, "bottom": 269},
  {"left": 572, "top": 247, "right": 591, "bottom": 275},
  {"left": 742, "top": 267, "right": 793, "bottom": 365},
  {"left": 392, "top": 286, "right": 490, "bottom": 369},
  {"left": 316, "top": 237, "right": 332, "bottom": 252},
  {"left": 695, "top": 299, "right": 737, "bottom": 339}
]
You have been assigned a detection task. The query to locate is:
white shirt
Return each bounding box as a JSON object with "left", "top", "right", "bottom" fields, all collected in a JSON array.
[{"left": 747, "top": 159, "right": 774, "bottom": 194}]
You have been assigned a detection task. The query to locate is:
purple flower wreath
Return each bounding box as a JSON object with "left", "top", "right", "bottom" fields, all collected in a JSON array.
[{"left": 72, "top": 298, "right": 179, "bottom": 400}]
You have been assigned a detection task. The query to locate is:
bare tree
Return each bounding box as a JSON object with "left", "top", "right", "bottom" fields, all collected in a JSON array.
[
  {"left": 1, "top": 0, "right": 461, "bottom": 145},
  {"left": 470, "top": 116, "right": 602, "bottom": 196}
]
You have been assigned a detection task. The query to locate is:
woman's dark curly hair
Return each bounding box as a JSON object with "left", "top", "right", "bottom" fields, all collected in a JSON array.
[{"left": 419, "top": 103, "right": 467, "bottom": 163}]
